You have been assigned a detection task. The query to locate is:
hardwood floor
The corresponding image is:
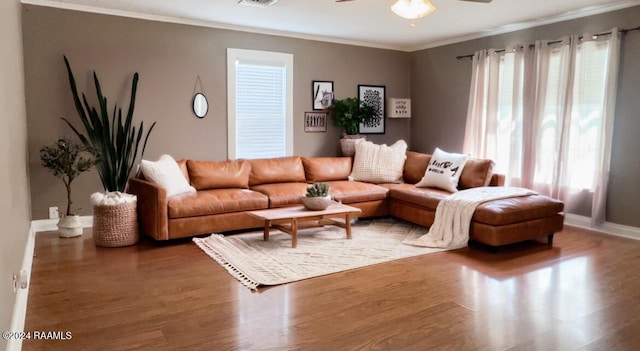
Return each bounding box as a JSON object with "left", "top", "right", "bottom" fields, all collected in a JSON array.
[{"left": 23, "top": 223, "right": 640, "bottom": 351}]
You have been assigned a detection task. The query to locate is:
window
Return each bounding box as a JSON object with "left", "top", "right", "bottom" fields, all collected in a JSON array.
[
  {"left": 227, "top": 48, "right": 293, "bottom": 159},
  {"left": 464, "top": 30, "right": 620, "bottom": 224}
]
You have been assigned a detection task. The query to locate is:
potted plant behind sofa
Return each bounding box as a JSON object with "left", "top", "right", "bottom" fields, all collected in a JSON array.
[
  {"left": 61, "top": 56, "right": 157, "bottom": 247},
  {"left": 40, "top": 138, "right": 98, "bottom": 238},
  {"left": 332, "top": 97, "right": 376, "bottom": 156}
]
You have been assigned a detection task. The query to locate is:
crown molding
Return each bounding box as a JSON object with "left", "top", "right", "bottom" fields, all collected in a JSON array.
[
  {"left": 21, "top": 0, "right": 640, "bottom": 52},
  {"left": 21, "top": 0, "right": 407, "bottom": 51},
  {"left": 411, "top": 0, "right": 640, "bottom": 51}
]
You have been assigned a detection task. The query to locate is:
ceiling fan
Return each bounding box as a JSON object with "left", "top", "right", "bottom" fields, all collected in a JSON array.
[{"left": 336, "top": 0, "right": 492, "bottom": 26}]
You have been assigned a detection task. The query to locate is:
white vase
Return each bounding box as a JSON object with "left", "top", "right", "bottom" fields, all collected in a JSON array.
[{"left": 57, "top": 215, "right": 83, "bottom": 238}]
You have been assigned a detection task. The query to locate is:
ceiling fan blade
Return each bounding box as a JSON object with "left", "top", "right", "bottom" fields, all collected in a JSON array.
[
  {"left": 335, "top": 0, "right": 356, "bottom": 2},
  {"left": 458, "top": 0, "right": 493, "bottom": 3}
]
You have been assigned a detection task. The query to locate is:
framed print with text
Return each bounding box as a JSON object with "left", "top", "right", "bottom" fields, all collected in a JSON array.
[{"left": 304, "top": 111, "right": 327, "bottom": 132}]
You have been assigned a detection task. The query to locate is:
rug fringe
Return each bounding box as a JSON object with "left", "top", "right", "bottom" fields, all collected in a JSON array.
[{"left": 193, "top": 236, "right": 261, "bottom": 291}]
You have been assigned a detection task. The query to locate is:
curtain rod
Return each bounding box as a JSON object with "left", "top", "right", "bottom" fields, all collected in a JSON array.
[{"left": 456, "top": 25, "right": 640, "bottom": 60}]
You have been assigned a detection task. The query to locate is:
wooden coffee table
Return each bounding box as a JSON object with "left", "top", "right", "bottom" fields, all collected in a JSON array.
[{"left": 247, "top": 204, "right": 362, "bottom": 248}]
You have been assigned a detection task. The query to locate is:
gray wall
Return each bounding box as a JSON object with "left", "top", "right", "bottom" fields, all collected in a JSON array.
[
  {"left": 22, "top": 4, "right": 640, "bottom": 228},
  {"left": 22, "top": 5, "right": 411, "bottom": 219},
  {"left": 0, "top": 0, "right": 31, "bottom": 347},
  {"left": 410, "top": 6, "right": 640, "bottom": 227}
]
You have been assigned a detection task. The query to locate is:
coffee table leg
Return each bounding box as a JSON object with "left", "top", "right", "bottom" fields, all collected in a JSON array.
[
  {"left": 345, "top": 213, "right": 352, "bottom": 239},
  {"left": 263, "top": 220, "right": 270, "bottom": 241},
  {"left": 291, "top": 218, "right": 298, "bottom": 248}
]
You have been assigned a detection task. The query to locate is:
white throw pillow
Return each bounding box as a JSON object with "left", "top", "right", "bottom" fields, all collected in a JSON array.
[
  {"left": 415, "top": 148, "right": 468, "bottom": 192},
  {"left": 140, "top": 154, "right": 196, "bottom": 198},
  {"left": 349, "top": 139, "right": 407, "bottom": 183}
]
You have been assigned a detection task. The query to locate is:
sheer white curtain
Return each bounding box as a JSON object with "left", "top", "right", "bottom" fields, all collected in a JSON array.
[
  {"left": 463, "top": 28, "right": 621, "bottom": 227},
  {"left": 464, "top": 47, "right": 526, "bottom": 185}
]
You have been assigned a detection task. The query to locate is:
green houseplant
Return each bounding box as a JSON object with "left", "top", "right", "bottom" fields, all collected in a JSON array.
[
  {"left": 332, "top": 97, "right": 376, "bottom": 156},
  {"left": 61, "top": 56, "right": 156, "bottom": 193},
  {"left": 61, "top": 56, "right": 156, "bottom": 247},
  {"left": 40, "top": 138, "right": 98, "bottom": 237},
  {"left": 305, "top": 183, "right": 330, "bottom": 198},
  {"left": 301, "top": 183, "right": 332, "bottom": 210}
]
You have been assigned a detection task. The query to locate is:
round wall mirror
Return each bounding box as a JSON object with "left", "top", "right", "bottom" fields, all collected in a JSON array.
[{"left": 193, "top": 93, "right": 208, "bottom": 118}]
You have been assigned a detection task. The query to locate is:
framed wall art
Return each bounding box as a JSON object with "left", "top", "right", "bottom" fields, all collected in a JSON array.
[
  {"left": 312, "top": 80, "right": 334, "bottom": 110},
  {"left": 304, "top": 111, "right": 327, "bottom": 132},
  {"left": 358, "top": 84, "right": 385, "bottom": 134}
]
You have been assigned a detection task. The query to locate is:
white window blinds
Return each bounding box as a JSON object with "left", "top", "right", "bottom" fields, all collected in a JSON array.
[
  {"left": 235, "top": 63, "right": 286, "bottom": 159},
  {"left": 227, "top": 49, "right": 293, "bottom": 160}
]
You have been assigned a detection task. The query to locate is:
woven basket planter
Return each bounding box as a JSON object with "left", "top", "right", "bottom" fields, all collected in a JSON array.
[
  {"left": 92, "top": 201, "right": 139, "bottom": 247},
  {"left": 340, "top": 135, "right": 365, "bottom": 157}
]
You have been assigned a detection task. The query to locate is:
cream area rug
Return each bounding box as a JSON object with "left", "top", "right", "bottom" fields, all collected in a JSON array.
[{"left": 193, "top": 219, "right": 448, "bottom": 290}]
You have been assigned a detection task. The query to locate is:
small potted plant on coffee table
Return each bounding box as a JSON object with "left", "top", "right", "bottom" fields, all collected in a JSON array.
[
  {"left": 301, "top": 183, "right": 332, "bottom": 211},
  {"left": 40, "top": 138, "right": 98, "bottom": 237}
]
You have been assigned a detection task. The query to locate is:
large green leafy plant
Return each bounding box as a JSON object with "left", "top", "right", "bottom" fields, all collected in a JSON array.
[
  {"left": 61, "top": 56, "right": 156, "bottom": 193},
  {"left": 40, "top": 138, "right": 98, "bottom": 216},
  {"left": 332, "top": 97, "right": 376, "bottom": 135}
]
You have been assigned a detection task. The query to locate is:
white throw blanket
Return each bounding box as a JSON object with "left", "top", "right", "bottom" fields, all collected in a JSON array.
[{"left": 403, "top": 187, "right": 536, "bottom": 249}]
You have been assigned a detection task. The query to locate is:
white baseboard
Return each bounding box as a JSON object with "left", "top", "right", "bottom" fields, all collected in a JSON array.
[
  {"left": 6, "top": 223, "right": 36, "bottom": 351},
  {"left": 7, "top": 216, "right": 92, "bottom": 351},
  {"left": 30, "top": 216, "right": 94, "bottom": 232},
  {"left": 564, "top": 214, "right": 640, "bottom": 241}
]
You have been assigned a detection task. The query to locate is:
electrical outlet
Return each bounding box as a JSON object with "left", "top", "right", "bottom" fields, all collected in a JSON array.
[
  {"left": 48, "top": 206, "right": 59, "bottom": 219},
  {"left": 18, "top": 270, "right": 28, "bottom": 289}
]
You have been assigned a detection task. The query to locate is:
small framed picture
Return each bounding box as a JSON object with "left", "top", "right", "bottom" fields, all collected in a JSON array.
[
  {"left": 358, "top": 85, "right": 385, "bottom": 134},
  {"left": 304, "top": 112, "right": 327, "bottom": 132},
  {"left": 312, "top": 81, "right": 334, "bottom": 110}
]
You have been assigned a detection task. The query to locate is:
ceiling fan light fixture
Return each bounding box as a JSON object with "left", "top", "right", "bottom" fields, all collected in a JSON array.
[{"left": 391, "top": 0, "right": 436, "bottom": 20}]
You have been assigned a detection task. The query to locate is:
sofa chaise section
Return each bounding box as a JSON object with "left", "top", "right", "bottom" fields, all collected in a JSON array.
[{"left": 386, "top": 151, "right": 564, "bottom": 247}]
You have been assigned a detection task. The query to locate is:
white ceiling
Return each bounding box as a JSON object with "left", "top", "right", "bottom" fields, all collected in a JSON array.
[{"left": 24, "top": 0, "right": 640, "bottom": 51}]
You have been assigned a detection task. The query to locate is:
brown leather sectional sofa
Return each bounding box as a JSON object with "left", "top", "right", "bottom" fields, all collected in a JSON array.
[{"left": 128, "top": 151, "right": 564, "bottom": 247}]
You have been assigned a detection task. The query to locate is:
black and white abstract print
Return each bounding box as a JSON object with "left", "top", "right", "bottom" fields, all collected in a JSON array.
[{"left": 358, "top": 85, "right": 385, "bottom": 134}]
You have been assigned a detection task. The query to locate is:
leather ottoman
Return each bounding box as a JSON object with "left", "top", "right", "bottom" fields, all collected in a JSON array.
[{"left": 470, "top": 194, "right": 565, "bottom": 247}]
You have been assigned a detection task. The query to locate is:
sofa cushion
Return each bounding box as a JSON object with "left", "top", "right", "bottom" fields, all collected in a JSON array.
[
  {"left": 323, "top": 181, "right": 389, "bottom": 204},
  {"left": 168, "top": 188, "right": 268, "bottom": 219},
  {"left": 140, "top": 154, "right": 196, "bottom": 198},
  {"left": 350, "top": 139, "right": 407, "bottom": 184},
  {"left": 187, "top": 159, "right": 250, "bottom": 190},
  {"left": 388, "top": 185, "right": 452, "bottom": 211},
  {"left": 302, "top": 157, "right": 352, "bottom": 182},
  {"left": 249, "top": 156, "right": 306, "bottom": 186},
  {"left": 403, "top": 151, "right": 431, "bottom": 184},
  {"left": 251, "top": 183, "right": 310, "bottom": 208},
  {"left": 473, "top": 194, "right": 565, "bottom": 226},
  {"left": 415, "top": 148, "right": 468, "bottom": 192},
  {"left": 459, "top": 158, "right": 495, "bottom": 189}
]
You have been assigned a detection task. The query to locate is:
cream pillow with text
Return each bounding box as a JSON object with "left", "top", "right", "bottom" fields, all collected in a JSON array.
[{"left": 415, "top": 148, "right": 468, "bottom": 192}]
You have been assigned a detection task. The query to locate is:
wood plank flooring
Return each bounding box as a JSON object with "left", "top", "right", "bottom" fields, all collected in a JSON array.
[{"left": 23, "top": 223, "right": 640, "bottom": 350}]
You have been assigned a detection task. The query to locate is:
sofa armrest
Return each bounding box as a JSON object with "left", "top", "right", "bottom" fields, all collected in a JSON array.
[
  {"left": 128, "top": 177, "right": 169, "bottom": 240},
  {"left": 489, "top": 173, "right": 505, "bottom": 187}
]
